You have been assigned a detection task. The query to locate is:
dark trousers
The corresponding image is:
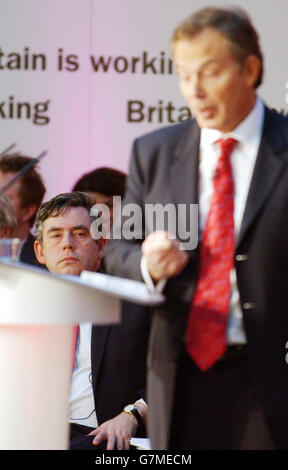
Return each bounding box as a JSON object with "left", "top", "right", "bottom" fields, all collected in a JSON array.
[
  {"left": 69, "top": 423, "right": 107, "bottom": 450},
  {"left": 169, "top": 346, "right": 275, "bottom": 450}
]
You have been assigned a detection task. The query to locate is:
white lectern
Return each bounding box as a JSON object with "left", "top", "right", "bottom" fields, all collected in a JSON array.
[{"left": 0, "top": 260, "right": 164, "bottom": 450}]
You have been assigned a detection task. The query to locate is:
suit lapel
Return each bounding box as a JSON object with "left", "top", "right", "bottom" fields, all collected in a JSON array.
[
  {"left": 169, "top": 121, "right": 200, "bottom": 253},
  {"left": 91, "top": 325, "right": 111, "bottom": 392},
  {"left": 237, "top": 107, "right": 287, "bottom": 249},
  {"left": 169, "top": 120, "right": 200, "bottom": 207}
]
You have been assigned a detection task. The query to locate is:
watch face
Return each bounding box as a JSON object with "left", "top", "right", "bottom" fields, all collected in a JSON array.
[{"left": 125, "top": 404, "right": 134, "bottom": 412}]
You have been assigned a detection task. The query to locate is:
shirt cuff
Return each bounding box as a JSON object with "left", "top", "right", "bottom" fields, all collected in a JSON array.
[
  {"left": 135, "top": 398, "right": 147, "bottom": 406},
  {"left": 140, "top": 256, "right": 167, "bottom": 293}
]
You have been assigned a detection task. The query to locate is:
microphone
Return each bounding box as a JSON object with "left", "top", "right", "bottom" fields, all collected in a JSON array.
[
  {"left": 0, "top": 150, "right": 47, "bottom": 195},
  {"left": 0, "top": 143, "right": 17, "bottom": 158}
]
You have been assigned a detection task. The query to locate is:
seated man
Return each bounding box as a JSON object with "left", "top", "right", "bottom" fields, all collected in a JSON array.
[
  {"left": 0, "top": 154, "right": 46, "bottom": 265},
  {"left": 0, "top": 194, "right": 17, "bottom": 237},
  {"left": 33, "top": 192, "right": 148, "bottom": 450}
]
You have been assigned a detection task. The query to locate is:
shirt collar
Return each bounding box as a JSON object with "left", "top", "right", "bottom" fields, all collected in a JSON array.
[{"left": 200, "top": 97, "right": 265, "bottom": 149}]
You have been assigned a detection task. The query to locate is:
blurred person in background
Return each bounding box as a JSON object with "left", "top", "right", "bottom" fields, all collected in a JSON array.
[
  {"left": 72, "top": 166, "right": 126, "bottom": 208},
  {"left": 0, "top": 194, "right": 17, "bottom": 238},
  {"left": 0, "top": 154, "right": 46, "bottom": 265},
  {"left": 72, "top": 166, "right": 127, "bottom": 263}
]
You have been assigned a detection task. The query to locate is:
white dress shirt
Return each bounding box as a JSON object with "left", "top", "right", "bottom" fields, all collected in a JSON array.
[
  {"left": 69, "top": 323, "right": 98, "bottom": 428},
  {"left": 142, "top": 97, "right": 265, "bottom": 344}
]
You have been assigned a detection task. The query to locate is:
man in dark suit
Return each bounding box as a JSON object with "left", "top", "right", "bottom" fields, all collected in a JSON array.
[
  {"left": 0, "top": 154, "right": 46, "bottom": 265},
  {"left": 34, "top": 192, "right": 149, "bottom": 450},
  {"left": 105, "top": 7, "right": 288, "bottom": 449}
]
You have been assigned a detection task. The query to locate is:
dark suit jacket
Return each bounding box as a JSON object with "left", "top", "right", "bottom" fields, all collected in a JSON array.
[
  {"left": 91, "top": 300, "right": 151, "bottom": 432},
  {"left": 105, "top": 106, "right": 288, "bottom": 449}
]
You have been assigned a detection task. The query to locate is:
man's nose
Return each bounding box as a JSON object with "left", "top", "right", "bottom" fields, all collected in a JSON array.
[
  {"left": 189, "top": 74, "right": 206, "bottom": 99},
  {"left": 61, "top": 232, "right": 76, "bottom": 249}
]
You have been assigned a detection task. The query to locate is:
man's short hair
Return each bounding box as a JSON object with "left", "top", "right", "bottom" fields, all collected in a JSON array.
[
  {"left": 72, "top": 167, "right": 127, "bottom": 198},
  {"left": 0, "top": 194, "right": 17, "bottom": 230},
  {"left": 171, "top": 6, "right": 263, "bottom": 88},
  {"left": 35, "top": 191, "right": 95, "bottom": 244},
  {"left": 0, "top": 154, "right": 46, "bottom": 226}
]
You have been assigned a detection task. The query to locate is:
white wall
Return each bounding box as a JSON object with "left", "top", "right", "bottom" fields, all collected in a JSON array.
[{"left": 0, "top": 0, "right": 287, "bottom": 200}]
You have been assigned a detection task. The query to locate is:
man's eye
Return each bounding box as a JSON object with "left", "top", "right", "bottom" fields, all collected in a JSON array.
[
  {"left": 203, "top": 68, "right": 219, "bottom": 77},
  {"left": 75, "top": 231, "right": 87, "bottom": 237}
]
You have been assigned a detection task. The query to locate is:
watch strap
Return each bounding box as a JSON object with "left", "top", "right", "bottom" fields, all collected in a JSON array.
[{"left": 123, "top": 405, "right": 143, "bottom": 426}]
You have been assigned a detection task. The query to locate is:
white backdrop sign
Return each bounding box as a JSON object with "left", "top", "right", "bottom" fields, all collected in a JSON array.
[{"left": 0, "top": 0, "right": 287, "bottom": 200}]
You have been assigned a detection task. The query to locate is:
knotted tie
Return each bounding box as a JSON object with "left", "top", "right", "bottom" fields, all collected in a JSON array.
[
  {"left": 71, "top": 325, "right": 79, "bottom": 373},
  {"left": 185, "top": 138, "right": 238, "bottom": 371}
]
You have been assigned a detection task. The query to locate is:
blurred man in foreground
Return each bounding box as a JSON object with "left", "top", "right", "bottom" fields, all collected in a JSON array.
[
  {"left": 34, "top": 192, "right": 148, "bottom": 450},
  {"left": 105, "top": 7, "right": 288, "bottom": 449}
]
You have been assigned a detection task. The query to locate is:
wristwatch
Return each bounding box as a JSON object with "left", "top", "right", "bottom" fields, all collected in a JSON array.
[{"left": 123, "top": 404, "right": 143, "bottom": 426}]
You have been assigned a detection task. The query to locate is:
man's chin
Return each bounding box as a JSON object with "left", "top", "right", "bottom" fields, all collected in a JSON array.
[
  {"left": 58, "top": 265, "right": 82, "bottom": 276},
  {"left": 195, "top": 115, "right": 219, "bottom": 129}
]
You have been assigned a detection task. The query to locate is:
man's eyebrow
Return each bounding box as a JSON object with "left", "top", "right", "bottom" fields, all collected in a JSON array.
[
  {"left": 72, "top": 225, "right": 90, "bottom": 231},
  {"left": 201, "top": 59, "right": 221, "bottom": 67},
  {"left": 46, "top": 225, "right": 90, "bottom": 234},
  {"left": 176, "top": 59, "right": 221, "bottom": 72},
  {"left": 46, "top": 226, "right": 63, "bottom": 234}
]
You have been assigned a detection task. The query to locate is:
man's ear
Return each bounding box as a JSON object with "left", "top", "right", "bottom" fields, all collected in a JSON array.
[
  {"left": 34, "top": 239, "right": 46, "bottom": 265},
  {"left": 97, "top": 237, "right": 107, "bottom": 260},
  {"left": 243, "top": 54, "right": 262, "bottom": 88}
]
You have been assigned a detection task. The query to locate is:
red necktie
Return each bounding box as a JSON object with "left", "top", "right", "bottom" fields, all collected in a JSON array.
[
  {"left": 71, "top": 325, "right": 79, "bottom": 374},
  {"left": 185, "top": 138, "right": 238, "bottom": 371}
]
